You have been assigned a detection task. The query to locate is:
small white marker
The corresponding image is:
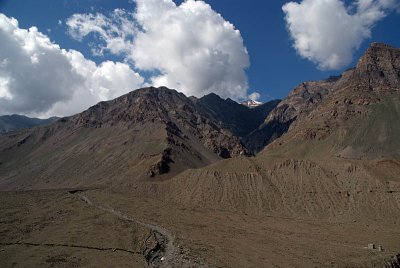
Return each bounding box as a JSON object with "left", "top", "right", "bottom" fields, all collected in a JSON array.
[{"left": 161, "top": 257, "right": 165, "bottom": 261}]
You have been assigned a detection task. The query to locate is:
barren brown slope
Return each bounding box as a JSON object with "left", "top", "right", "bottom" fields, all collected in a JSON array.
[{"left": 0, "top": 87, "right": 247, "bottom": 190}]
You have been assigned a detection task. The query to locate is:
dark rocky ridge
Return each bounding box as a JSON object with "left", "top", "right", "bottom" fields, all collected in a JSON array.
[{"left": 194, "top": 93, "right": 280, "bottom": 139}]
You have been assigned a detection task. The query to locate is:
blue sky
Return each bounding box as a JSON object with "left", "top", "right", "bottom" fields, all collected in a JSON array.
[{"left": 0, "top": 0, "right": 399, "bottom": 117}]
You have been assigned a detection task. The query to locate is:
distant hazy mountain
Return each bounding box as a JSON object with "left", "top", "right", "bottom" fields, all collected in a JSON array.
[{"left": 0, "top": 114, "right": 59, "bottom": 134}]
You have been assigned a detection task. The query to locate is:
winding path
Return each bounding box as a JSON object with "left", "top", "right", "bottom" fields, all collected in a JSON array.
[
  {"left": 0, "top": 242, "right": 141, "bottom": 255},
  {"left": 72, "top": 191, "right": 181, "bottom": 267}
]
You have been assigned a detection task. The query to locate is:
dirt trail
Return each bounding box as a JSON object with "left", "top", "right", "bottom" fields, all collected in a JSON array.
[
  {"left": 0, "top": 242, "right": 141, "bottom": 255},
  {"left": 72, "top": 191, "right": 198, "bottom": 268}
]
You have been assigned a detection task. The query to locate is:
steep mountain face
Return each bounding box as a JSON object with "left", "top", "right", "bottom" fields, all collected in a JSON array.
[
  {"left": 244, "top": 76, "right": 341, "bottom": 153},
  {"left": 354, "top": 42, "right": 400, "bottom": 89},
  {"left": 0, "top": 114, "right": 58, "bottom": 134},
  {"left": 0, "top": 87, "right": 250, "bottom": 190},
  {"left": 194, "top": 93, "right": 279, "bottom": 139}
]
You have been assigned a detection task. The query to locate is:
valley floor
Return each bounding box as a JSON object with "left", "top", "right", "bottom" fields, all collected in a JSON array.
[{"left": 1, "top": 188, "right": 399, "bottom": 267}]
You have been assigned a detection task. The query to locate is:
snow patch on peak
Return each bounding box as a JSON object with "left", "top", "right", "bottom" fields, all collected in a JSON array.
[{"left": 241, "top": 99, "right": 263, "bottom": 108}]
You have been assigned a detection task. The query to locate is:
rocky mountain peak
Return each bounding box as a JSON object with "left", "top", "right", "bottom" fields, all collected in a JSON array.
[
  {"left": 66, "top": 86, "right": 191, "bottom": 127},
  {"left": 354, "top": 43, "right": 400, "bottom": 89},
  {"left": 201, "top": 92, "right": 220, "bottom": 99}
]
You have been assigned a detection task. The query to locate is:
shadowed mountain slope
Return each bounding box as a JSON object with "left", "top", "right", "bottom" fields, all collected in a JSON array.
[{"left": 194, "top": 93, "right": 280, "bottom": 138}]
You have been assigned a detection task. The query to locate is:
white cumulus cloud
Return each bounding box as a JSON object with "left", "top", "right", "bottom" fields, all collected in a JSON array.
[
  {"left": 67, "top": 9, "right": 137, "bottom": 56},
  {"left": 67, "top": 0, "right": 250, "bottom": 100},
  {"left": 248, "top": 92, "right": 261, "bottom": 101},
  {"left": 283, "top": 0, "right": 399, "bottom": 70},
  {"left": 0, "top": 13, "right": 144, "bottom": 117}
]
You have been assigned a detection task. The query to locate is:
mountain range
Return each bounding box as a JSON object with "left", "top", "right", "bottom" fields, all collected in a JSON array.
[
  {"left": 0, "top": 114, "right": 58, "bottom": 134},
  {"left": 1, "top": 42, "right": 400, "bottom": 267},
  {"left": 0, "top": 89, "right": 279, "bottom": 189}
]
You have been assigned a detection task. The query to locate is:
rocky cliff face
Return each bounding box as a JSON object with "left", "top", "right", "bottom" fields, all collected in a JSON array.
[{"left": 354, "top": 42, "right": 400, "bottom": 89}]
